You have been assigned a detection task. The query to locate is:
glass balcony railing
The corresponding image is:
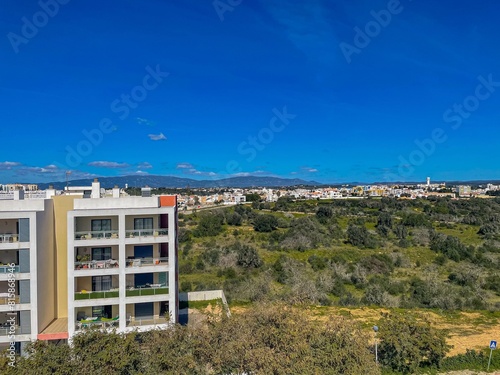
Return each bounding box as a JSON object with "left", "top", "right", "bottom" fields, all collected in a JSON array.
[
  {"left": 126, "top": 316, "right": 170, "bottom": 327},
  {"left": 74, "top": 230, "right": 119, "bottom": 240},
  {"left": 0, "top": 264, "right": 20, "bottom": 273},
  {"left": 74, "top": 260, "right": 119, "bottom": 270},
  {"left": 0, "top": 234, "right": 19, "bottom": 243},
  {"left": 74, "top": 289, "right": 119, "bottom": 300},
  {"left": 125, "top": 257, "right": 168, "bottom": 268},
  {"left": 125, "top": 229, "right": 168, "bottom": 238},
  {"left": 0, "top": 326, "right": 20, "bottom": 336},
  {"left": 0, "top": 295, "right": 20, "bottom": 305},
  {"left": 125, "top": 286, "right": 168, "bottom": 297}
]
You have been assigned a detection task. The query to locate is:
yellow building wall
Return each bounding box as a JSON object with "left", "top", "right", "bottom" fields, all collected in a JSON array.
[{"left": 53, "top": 195, "right": 78, "bottom": 317}]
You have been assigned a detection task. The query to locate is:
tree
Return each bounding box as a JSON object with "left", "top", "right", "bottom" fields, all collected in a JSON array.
[
  {"left": 193, "top": 213, "right": 224, "bottom": 237},
  {"left": 234, "top": 243, "right": 262, "bottom": 268},
  {"left": 226, "top": 212, "right": 242, "bottom": 226},
  {"left": 347, "top": 224, "right": 377, "bottom": 248},
  {"left": 245, "top": 193, "right": 261, "bottom": 202},
  {"left": 378, "top": 312, "right": 450, "bottom": 374},
  {"left": 253, "top": 214, "right": 278, "bottom": 232},
  {"left": 377, "top": 212, "right": 393, "bottom": 229},
  {"left": 316, "top": 205, "right": 334, "bottom": 224}
]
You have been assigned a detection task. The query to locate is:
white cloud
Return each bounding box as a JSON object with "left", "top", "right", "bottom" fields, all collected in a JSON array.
[
  {"left": 301, "top": 167, "right": 318, "bottom": 173},
  {"left": 231, "top": 170, "right": 270, "bottom": 177},
  {"left": 0, "top": 161, "right": 21, "bottom": 170},
  {"left": 176, "top": 162, "right": 217, "bottom": 176},
  {"left": 137, "top": 162, "right": 153, "bottom": 169},
  {"left": 135, "top": 170, "right": 149, "bottom": 175},
  {"left": 136, "top": 117, "right": 154, "bottom": 126},
  {"left": 176, "top": 162, "right": 194, "bottom": 169},
  {"left": 88, "top": 161, "right": 130, "bottom": 169},
  {"left": 148, "top": 133, "right": 167, "bottom": 141}
]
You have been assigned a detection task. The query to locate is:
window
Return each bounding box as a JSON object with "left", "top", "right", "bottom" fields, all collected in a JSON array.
[
  {"left": 91, "top": 219, "right": 111, "bottom": 236},
  {"left": 92, "top": 275, "right": 112, "bottom": 291},
  {"left": 134, "top": 218, "right": 153, "bottom": 235},
  {"left": 92, "top": 305, "right": 112, "bottom": 319},
  {"left": 92, "top": 247, "right": 112, "bottom": 261}
]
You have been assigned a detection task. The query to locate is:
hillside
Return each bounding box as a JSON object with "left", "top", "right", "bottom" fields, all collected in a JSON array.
[
  {"left": 36, "top": 175, "right": 320, "bottom": 189},
  {"left": 177, "top": 196, "right": 500, "bottom": 360}
]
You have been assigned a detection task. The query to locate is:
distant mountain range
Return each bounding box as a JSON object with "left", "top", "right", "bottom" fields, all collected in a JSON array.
[{"left": 37, "top": 175, "right": 322, "bottom": 189}]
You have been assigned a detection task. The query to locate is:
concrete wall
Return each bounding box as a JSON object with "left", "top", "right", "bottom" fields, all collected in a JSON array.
[
  {"left": 35, "top": 199, "right": 55, "bottom": 333},
  {"left": 53, "top": 195, "right": 78, "bottom": 318},
  {"left": 74, "top": 196, "right": 159, "bottom": 210},
  {"left": 179, "top": 290, "right": 230, "bottom": 317}
]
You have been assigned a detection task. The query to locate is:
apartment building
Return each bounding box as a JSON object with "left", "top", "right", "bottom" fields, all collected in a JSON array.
[
  {"left": 0, "top": 190, "right": 55, "bottom": 354},
  {"left": 0, "top": 181, "right": 178, "bottom": 354},
  {"left": 66, "top": 188, "right": 178, "bottom": 337}
]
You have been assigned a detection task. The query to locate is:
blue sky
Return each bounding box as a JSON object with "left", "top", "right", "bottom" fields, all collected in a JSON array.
[{"left": 1, "top": 0, "right": 499, "bottom": 184}]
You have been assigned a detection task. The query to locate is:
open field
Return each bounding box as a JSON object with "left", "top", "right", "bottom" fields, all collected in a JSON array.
[{"left": 225, "top": 304, "right": 500, "bottom": 357}]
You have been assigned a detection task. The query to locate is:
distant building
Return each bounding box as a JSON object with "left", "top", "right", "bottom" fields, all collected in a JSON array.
[{"left": 456, "top": 185, "right": 471, "bottom": 197}]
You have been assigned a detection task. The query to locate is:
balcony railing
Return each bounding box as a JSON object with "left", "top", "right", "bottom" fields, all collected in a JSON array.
[
  {"left": 0, "top": 234, "right": 19, "bottom": 243},
  {"left": 0, "top": 326, "right": 20, "bottom": 336},
  {"left": 75, "top": 317, "right": 120, "bottom": 331},
  {"left": 74, "top": 230, "right": 119, "bottom": 240},
  {"left": 74, "top": 260, "right": 119, "bottom": 270},
  {"left": 125, "top": 257, "right": 168, "bottom": 268},
  {"left": 74, "top": 289, "right": 119, "bottom": 300},
  {"left": 126, "top": 316, "right": 170, "bottom": 327},
  {"left": 125, "top": 229, "right": 168, "bottom": 238},
  {"left": 0, "top": 294, "right": 20, "bottom": 305},
  {"left": 125, "top": 286, "right": 168, "bottom": 297},
  {"left": 0, "top": 264, "right": 20, "bottom": 273}
]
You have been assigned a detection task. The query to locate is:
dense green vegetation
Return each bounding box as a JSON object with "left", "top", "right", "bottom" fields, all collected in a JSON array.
[
  {"left": 179, "top": 196, "right": 500, "bottom": 311},
  {"left": 2, "top": 305, "right": 381, "bottom": 375}
]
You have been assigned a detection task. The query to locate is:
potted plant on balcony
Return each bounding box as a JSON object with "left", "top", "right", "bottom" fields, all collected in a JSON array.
[{"left": 76, "top": 254, "right": 91, "bottom": 269}]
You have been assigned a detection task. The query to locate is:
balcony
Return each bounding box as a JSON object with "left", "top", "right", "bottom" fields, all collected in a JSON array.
[
  {"left": 0, "top": 264, "right": 20, "bottom": 273},
  {"left": 125, "top": 257, "right": 168, "bottom": 268},
  {"left": 0, "top": 325, "right": 20, "bottom": 336},
  {"left": 125, "top": 229, "right": 168, "bottom": 239},
  {"left": 125, "top": 285, "right": 168, "bottom": 297},
  {"left": 0, "top": 294, "right": 19, "bottom": 305},
  {"left": 74, "top": 230, "right": 119, "bottom": 241},
  {"left": 0, "top": 234, "right": 19, "bottom": 244},
  {"left": 74, "top": 259, "right": 119, "bottom": 271},
  {"left": 74, "top": 289, "right": 119, "bottom": 300},
  {"left": 126, "top": 315, "right": 169, "bottom": 327}
]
